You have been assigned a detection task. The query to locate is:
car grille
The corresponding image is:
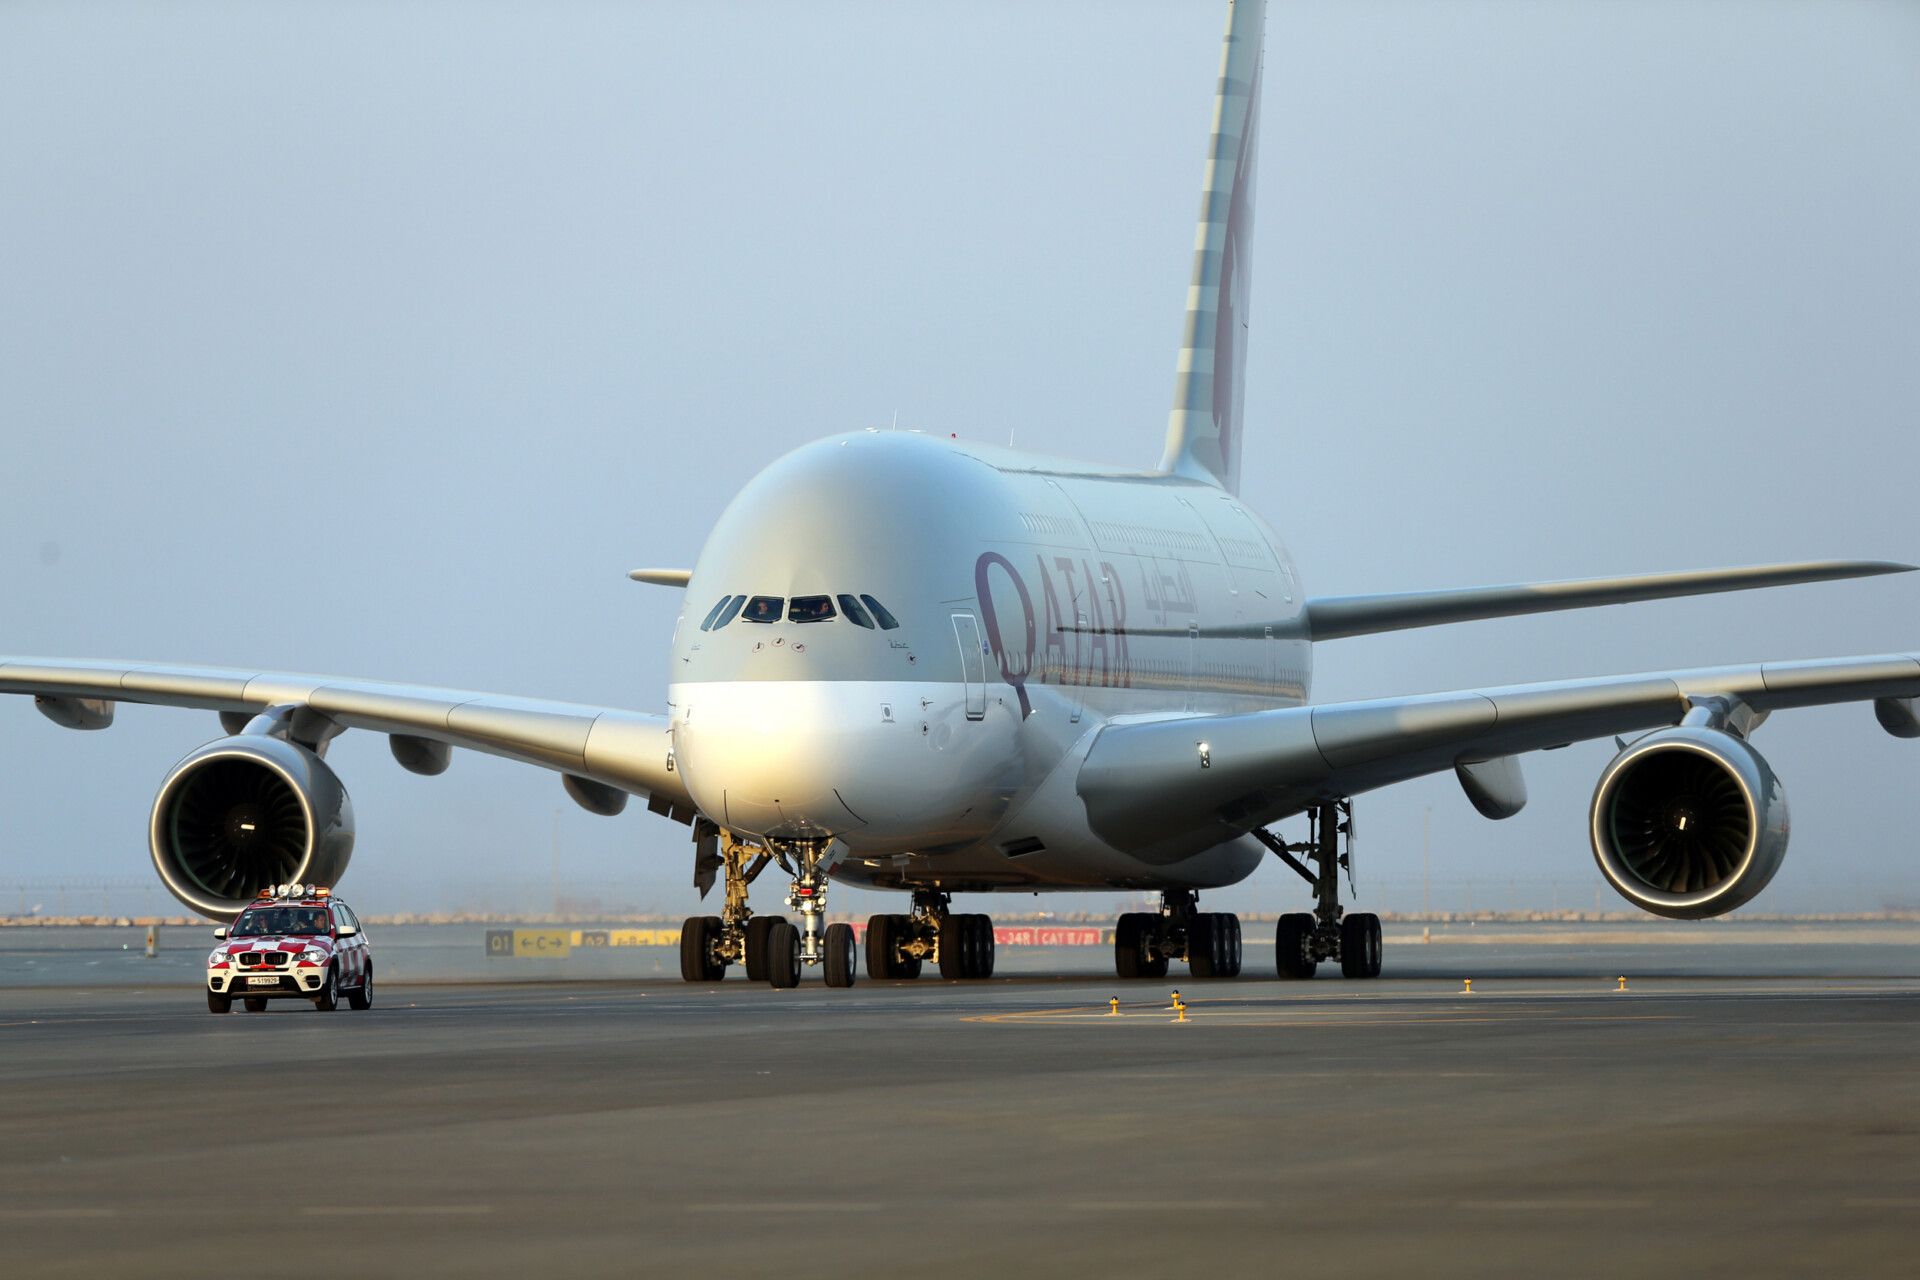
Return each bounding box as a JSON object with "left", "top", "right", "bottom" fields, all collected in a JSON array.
[{"left": 237, "top": 951, "right": 290, "bottom": 968}]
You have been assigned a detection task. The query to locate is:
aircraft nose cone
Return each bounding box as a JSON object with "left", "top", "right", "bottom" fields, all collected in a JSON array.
[{"left": 675, "top": 682, "right": 867, "bottom": 840}]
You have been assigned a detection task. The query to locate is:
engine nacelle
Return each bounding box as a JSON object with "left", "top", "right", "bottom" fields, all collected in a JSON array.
[
  {"left": 1589, "top": 727, "right": 1789, "bottom": 919},
  {"left": 149, "top": 735, "right": 355, "bottom": 918}
]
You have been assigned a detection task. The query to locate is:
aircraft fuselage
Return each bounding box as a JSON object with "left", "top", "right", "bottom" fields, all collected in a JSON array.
[{"left": 668, "top": 429, "right": 1311, "bottom": 893}]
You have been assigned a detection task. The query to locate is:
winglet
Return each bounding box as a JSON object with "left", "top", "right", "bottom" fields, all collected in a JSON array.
[{"left": 627, "top": 568, "right": 692, "bottom": 588}]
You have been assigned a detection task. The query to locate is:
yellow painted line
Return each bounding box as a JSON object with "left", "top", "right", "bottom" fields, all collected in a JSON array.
[
  {"left": 300, "top": 1206, "right": 494, "bottom": 1217},
  {"left": 964, "top": 1007, "right": 1683, "bottom": 1027}
]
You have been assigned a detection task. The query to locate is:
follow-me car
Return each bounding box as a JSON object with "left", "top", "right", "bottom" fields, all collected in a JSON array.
[
  {"left": 4, "top": 0, "right": 1918, "bottom": 990},
  {"left": 206, "top": 885, "right": 371, "bottom": 1014}
]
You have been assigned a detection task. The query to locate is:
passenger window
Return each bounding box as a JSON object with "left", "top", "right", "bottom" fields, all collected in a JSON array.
[
  {"left": 711, "top": 595, "right": 745, "bottom": 629},
  {"left": 740, "top": 595, "right": 785, "bottom": 624},
  {"left": 789, "top": 595, "right": 836, "bottom": 623},
  {"left": 698, "top": 596, "right": 734, "bottom": 631},
  {"left": 860, "top": 595, "right": 900, "bottom": 630},
  {"left": 837, "top": 594, "right": 874, "bottom": 629}
]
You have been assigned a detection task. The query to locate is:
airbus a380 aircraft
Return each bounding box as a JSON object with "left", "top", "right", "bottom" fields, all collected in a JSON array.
[{"left": 5, "top": 0, "right": 1917, "bottom": 990}]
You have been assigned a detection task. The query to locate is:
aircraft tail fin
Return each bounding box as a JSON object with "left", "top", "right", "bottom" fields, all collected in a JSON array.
[{"left": 1160, "top": 0, "right": 1266, "bottom": 496}]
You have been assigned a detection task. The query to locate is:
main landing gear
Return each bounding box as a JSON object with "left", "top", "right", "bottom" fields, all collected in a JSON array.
[
  {"left": 1112, "top": 889, "right": 1244, "bottom": 980},
  {"left": 865, "top": 891, "right": 995, "bottom": 981},
  {"left": 1251, "top": 799, "right": 1382, "bottom": 979}
]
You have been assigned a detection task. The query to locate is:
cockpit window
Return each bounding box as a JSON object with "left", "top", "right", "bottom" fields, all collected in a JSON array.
[
  {"left": 698, "top": 596, "right": 734, "bottom": 632},
  {"left": 711, "top": 595, "right": 745, "bottom": 629},
  {"left": 789, "top": 595, "right": 836, "bottom": 623},
  {"left": 740, "top": 595, "right": 785, "bottom": 624},
  {"left": 836, "top": 594, "right": 874, "bottom": 629},
  {"left": 860, "top": 594, "right": 901, "bottom": 630}
]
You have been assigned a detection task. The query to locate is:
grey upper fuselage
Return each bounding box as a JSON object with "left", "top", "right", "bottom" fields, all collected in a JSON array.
[{"left": 667, "top": 429, "right": 1309, "bottom": 892}]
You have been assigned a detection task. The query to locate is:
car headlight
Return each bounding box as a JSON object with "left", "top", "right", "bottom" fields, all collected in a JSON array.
[
  {"left": 207, "top": 951, "right": 229, "bottom": 968},
  {"left": 300, "top": 947, "right": 328, "bottom": 964}
]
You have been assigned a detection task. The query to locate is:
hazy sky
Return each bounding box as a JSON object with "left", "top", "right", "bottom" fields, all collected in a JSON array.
[{"left": 3, "top": 1, "right": 1917, "bottom": 917}]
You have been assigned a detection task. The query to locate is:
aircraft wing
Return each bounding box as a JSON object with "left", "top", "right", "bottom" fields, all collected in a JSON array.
[
  {"left": 0, "top": 657, "right": 694, "bottom": 818},
  {"left": 1076, "top": 653, "right": 1920, "bottom": 862}
]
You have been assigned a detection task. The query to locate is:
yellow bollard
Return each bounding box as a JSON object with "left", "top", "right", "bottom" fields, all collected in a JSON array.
[
  {"left": 1617, "top": 975, "right": 1628, "bottom": 992},
  {"left": 144, "top": 926, "right": 157, "bottom": 959},
  {"left": 1462, "top": 977, "right": 1473, "bottom": 995},
  {"left": 1171, "top": 990, "right": 1188, "bottom": 1022},
  {"left": 1108, "top": 997, "right": 1121, "bottom": 1017}
]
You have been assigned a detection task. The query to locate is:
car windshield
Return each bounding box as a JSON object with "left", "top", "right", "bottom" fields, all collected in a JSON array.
[
  {"left": 232, "top": 907, "right": 332, "bottom": 938},
  {"left": 740, "top": 595, "right": 785, "bottom": 624}
]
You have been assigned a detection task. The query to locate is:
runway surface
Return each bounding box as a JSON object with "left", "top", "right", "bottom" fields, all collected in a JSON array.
[{"left": 2, "top": 930, "right": 1917, "bottom": 1277}]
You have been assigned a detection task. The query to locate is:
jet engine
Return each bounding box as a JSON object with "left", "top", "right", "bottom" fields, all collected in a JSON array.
[
  {"left": 1589, "top": 726, "right": 1788, "bottom": 919},
  {"left": 149, "top": 735, "right": 355, "bottom": 918}
]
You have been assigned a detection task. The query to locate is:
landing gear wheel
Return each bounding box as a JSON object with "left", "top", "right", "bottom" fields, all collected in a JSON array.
[
  {"left": 1188, "top": 913, "right": 1219, "bottom": 979},
  {"left": 243, "top": 996, "right": 269, "bottom": 1013},
  {"left": 1222, "top": 913, "right": 1243, "bottom": 977},
  {"left": 1276, "top": 912, "right": 1318, "bottom": 979},
  {"left": 767, "top": 921, "right": 801, "bottom": 989},
  {"left": 968, "top": 914, "right": 995, "bottom": 979},
  {"left": 1115, "top": 913, "right": 1147, "bottom": 980},
  {"left": 865, "top": 914, "right": 895, "bottom": 980},
  {"left": 313, "top": 968, "right": 338, "bottom": 1011},
  {"left": 680, "top": 915, "right": 726, "bottom": 983},
  {"left": 1341, "top": 912, "right": 1383, "bottom": 979},
  {"left": 746, "top": 915, "right": 783, "bottom": 983},
  {"left": 348, "top": 968, "right": 373, "bottom": 1010},
  {"left": 824, "top": 922, "right": 858, "bottom": 988},
  {"left": 938, "top": 913, "right": 969, "bottom": 980}
]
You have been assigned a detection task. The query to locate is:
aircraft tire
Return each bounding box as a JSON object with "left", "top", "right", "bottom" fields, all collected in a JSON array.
[
  {"left": 969, "top": 915, "right": 995, "bottom": 979},
  {"left": 938, "top": 914, "right": 969, "bottom": 980},
  {"left": 1222, "top": 913, "right": 1243, "bottom": 977},
  {"left": 767, "top": 921, "right": 801, "bottom": 989},
  {"left": 680, "top": 916, "right": 725, "bottom": 983},
  {"left": 207, "top": 990, "right": 232, "bottom": 1014},
  {"left": 824, "top": 922, "right": 858, "bottom": 988},
  {"left": 1276, "top": 912, "right": 1318, "bottom": 979},
  {"left": 746, "top": 915, "right": 781, "bottom": 983},
  {"left": 865, "top": 914, "right": 894, "bottom": 979},
  {"left": 1188, "top": 913, "right": 1219, "bottom": 978},
  {"left": 1341, "top": 912, "right": 1383, "bottom": 979},
  {"left": 1114, "top": 913, "right": 1149, "bottom": 979}
]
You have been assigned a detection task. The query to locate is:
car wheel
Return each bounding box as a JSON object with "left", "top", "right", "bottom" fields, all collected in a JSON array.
[
  {"left": 347, "top": 965, "right": 373, "bottom": 1010},
  {"left": 243, "top": 996, "right": 269, "bottom": 1013},
  {"left": 207, "top": 990, "right": 232, "bottom": 1014},
  {"left": 313, "top": 967, "right": 338, "bottom": 1011}
]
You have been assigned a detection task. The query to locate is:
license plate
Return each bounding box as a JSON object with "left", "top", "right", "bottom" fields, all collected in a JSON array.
[{"left": 246, "top": 976, "right": 280, "bottom": 987}]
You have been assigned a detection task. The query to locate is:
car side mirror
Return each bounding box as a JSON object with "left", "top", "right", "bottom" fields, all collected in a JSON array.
[
  {"left": 338, "top": 925, "right": 358, "bottom": 938},
  {"left": 213, "top": 927, "right": 228, "bottom": 940}
]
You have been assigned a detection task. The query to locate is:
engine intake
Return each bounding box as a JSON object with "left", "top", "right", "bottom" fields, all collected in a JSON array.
[
  {"left": 1589, "top": 727, "right": 1788, "bottom": 919},
  {"left": 150, "top": 735, "right": 354, "bottom": 918}
]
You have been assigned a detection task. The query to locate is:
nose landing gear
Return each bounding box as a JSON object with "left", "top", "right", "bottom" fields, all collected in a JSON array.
[
  {"left": 1251, "top": 799, "right": 1382, "bottom": 979},
  {"left": 1112, "top": 889, "right": 1243, "bottom": 980}
]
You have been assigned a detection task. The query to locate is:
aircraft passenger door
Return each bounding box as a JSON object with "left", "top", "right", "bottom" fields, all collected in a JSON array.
[{"left": 951, "top": 612, "right": 987, "bottom": 720}]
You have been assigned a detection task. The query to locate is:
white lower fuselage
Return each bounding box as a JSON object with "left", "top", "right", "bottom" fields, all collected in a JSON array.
[{"left": 667, "top": 429, "right": 1313, "bottom": 894}]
